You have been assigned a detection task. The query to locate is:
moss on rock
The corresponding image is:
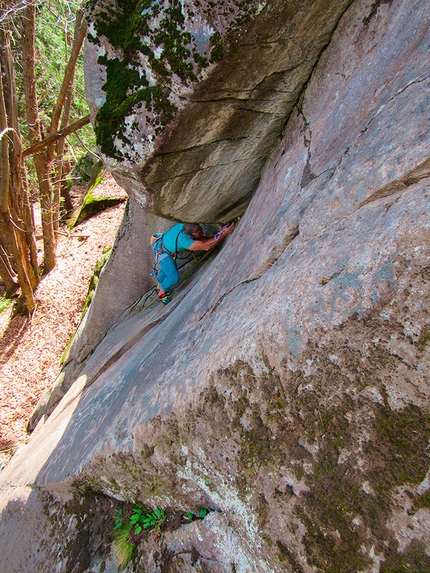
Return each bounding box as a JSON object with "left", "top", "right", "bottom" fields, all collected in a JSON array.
[{"left": 86, "top": 0, "right": 263, "bottom": 160}]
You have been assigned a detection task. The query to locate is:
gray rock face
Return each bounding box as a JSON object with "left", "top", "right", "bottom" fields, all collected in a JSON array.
[
  {"left": 1, "top": 0, "right": 430, "bottom": 572},
  {"left": 85, "top": 0, "right": 353, "bottom": 221}
]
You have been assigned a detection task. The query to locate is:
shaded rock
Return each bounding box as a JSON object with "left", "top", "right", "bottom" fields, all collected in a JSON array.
[
  {"left": 71, "top": 195, "right": 125, "bottom": 226},
  {"left": 85, "top": 0, "right": 354, "bottom": 221},
  {"left": 1, "top": 0, "right": 430, "bottom": 572},
  {"left": 69, "top": 153, "right": 102, "bottom": 185},
  {"left": 64, "top": 200, "right": 173, "bottom": 366},
  {"left": 69, "top": 172, "right": 127, "bottom": 227}
]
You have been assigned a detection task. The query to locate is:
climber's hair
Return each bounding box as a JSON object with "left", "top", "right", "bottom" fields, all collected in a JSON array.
[{"left": 184, "top": 223, "right": 202, "bottom": 237}]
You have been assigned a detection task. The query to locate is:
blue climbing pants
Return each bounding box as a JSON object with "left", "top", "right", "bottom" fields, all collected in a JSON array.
[{"left": 157, "top": 253, "right": 180, "bottom": 292}]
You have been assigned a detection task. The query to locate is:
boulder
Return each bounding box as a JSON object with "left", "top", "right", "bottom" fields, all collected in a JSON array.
[
  {"left": 1, "top": 0, "right": 429, "bottom": 571},
  {"left": 84, "top": 0, "right": 354, "bottom": 221}
]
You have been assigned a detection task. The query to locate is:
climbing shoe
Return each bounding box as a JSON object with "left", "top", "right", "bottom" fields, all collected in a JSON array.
[{"left": 158, "top": 291, "right": 170, "bottom": 304}]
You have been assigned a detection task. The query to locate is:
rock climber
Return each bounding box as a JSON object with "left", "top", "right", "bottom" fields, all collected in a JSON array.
[{"left": 150, "top": 221, "right": 235, "bottom": 303}]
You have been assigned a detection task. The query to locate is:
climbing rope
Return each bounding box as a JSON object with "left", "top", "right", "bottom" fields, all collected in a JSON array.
[
  {"left": 134, "top": 250, "right": 213, "bottom": 315},
  {"left": 136, "top": 218, "right": 240, "bottom": 315}
]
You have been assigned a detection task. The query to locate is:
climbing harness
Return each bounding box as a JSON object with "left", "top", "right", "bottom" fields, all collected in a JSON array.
[
  {"left": 149, "top": 227, "right": 185, "bottom": 278},
  {"left": 149, "top": 233, "right": 164, "bottom": 277}
]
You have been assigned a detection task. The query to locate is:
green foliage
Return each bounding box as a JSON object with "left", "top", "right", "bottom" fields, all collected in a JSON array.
[
  {"left": 185, "top": 507, "right": 209, "bottom": 521},
  {"left": 0, "top": 297, "right": 12, "bottom": 314},
  {"left": 199, "top": 507, "right": 208, "bottom": 518},
  {"left": 19, "top": 1, "right": 90, "bottom": 132},
  {"left": 34, "top": 2, "right": 79, "bottom": 121},
  {"left": 130, "top": 505, "right": 165, "bottom": 534},
  {"left": 111, "top": 504, "right": 166, "bottom": 568},
  {"left": 113, "top": 504, "right": 166, "bottom": 535},
  {"left": 15, "top": 0, "right": 96, "bottom": 190}
]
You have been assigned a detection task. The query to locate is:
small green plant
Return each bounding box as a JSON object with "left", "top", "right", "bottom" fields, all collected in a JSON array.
[
  {"left": 129, "top": 505, "right": 166, "bottom": 534},
  {"left": 185, "top": 507, "right": 209, "bottom": 521},
  {"left": 111, "top": 505, "right": 166, "bottom": 568},
  {"left": 0, "top": 297, "right": 12, "bottom": 314},
  {"left": 111, "top": 519, "right": 133, "bottom": 570}
]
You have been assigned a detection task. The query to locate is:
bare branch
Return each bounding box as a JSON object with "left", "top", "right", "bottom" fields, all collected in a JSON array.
[
  {"left": 50, "top": 7, "right": 88, "bottom": 136},
  {"left": 0, "top": 1, "right": 33, "bottom": 26},
  {"left": 22, "top": 114, "right": 91, "bottom": 157}
]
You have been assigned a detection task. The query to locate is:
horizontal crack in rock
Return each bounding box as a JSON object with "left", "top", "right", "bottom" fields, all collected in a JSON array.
[
  {"left": 360, "top": 73, "right": 428, "bottom": 138},
  {"left": 359, "top": 157, "right": 430, "bottom": 207}
]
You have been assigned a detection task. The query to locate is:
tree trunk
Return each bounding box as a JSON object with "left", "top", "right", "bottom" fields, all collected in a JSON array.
[
  {"left": 0, "top": 23, "right": 38, "bottom": 281},
  {"left": 21, "top": 3, "right": 56, "bottom": 274},
  {"left": 60, "top": 157, "right": 74, "bottom": 218},
  {"left": 50, "top": 7, "right": 88, "bottom": 138},
  {"left": 0, "top": 60, "right": 37, "bottom": 311},
  {"left": 0, "top": 241, "right": 18, "bottom": 295},
  {"left": 50, "top": 7, "right": 88, "bottom": 232},
  {"left": 52, "top": 89, "right": 73, "bottom": 231}
]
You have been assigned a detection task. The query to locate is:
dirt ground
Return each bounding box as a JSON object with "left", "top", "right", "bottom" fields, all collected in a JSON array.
[{"left": 0, "top": 172, "right": 127, "bottom": 470}]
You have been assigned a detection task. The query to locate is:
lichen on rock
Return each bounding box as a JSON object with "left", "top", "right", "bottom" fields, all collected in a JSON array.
[
  {"left": 1, "top": 0, "right": 430, "bottom": 571},
  {"left": 86, "top": 0, "right": 262, "bottom": 163}
]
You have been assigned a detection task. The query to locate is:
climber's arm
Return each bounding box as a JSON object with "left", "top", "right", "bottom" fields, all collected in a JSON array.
[{"left": 188, "top": 222, "right": 235, "bottom": 252}]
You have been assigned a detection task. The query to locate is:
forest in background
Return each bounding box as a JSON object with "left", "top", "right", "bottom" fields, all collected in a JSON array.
[{"left": 0, "top": 0, "right": 97, "bottom": 313}]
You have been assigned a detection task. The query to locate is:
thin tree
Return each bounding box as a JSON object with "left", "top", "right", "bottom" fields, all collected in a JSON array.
[
  {"left": 0, "top": 0, "right": 92, "bottom": 312},
  {"left": 21, "top": 1, "right": 57, "bottom": 273},
  {"left": 49, "top": 5, "right": 88, "bottom": 228},
  {"left": 0, "top": 77, "right": 37, "bottom": 312},
  {"left": 0, "top": 21, "right": 38, "bottom": 274}
]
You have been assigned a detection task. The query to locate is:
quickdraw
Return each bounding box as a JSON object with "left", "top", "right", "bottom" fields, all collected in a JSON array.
[
  {"left": 214, "top": 225, "right": 229, "bottom": 241},
  {"left": 214, "top": 217, "right": 240, "bottom": 241}
]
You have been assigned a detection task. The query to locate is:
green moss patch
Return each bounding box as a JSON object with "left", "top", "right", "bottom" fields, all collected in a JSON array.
[
  {"left": 87, "top": 0, "right": 206, "bottom": 159},
  {"left": 413, "top": 490, "right": 430, "bottom": 511},
  {"left": 184, "top": 345, "right": 429, "bottom": 572},
  {"left": 370, "top": 400, "right": 430, "bottom": 489},
  {"left": 80, "top": 248, "right": 112, "bottom": 316},
  {"left": 0, "top": 296, "right": 12, "bottom": 314},
  {"left": 69, "top": 187, "right": 125, "bottom": 227},
  {"left": 86, "top": 0, "right": 263, "bottom": 159},
  {"left": 380, "top": 540, "right": 430, "bottom": 573}
]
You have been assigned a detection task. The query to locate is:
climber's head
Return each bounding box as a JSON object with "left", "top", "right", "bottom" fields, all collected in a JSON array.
[{"left": 184, "top": 223, "right": 204, "bottom": 239}]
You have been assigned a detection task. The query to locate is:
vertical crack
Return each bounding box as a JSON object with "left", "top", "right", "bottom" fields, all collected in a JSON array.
[{"left": 296, "top": 103, "right": 317, "bottom": 190}]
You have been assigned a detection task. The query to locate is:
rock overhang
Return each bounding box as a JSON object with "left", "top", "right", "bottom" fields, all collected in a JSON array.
[{"left": 85, "top": 0, "right": 354, "bottom": 221}]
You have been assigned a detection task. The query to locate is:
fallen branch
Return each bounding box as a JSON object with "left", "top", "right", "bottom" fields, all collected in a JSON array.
[{"left": 22, "top": 114, "right": 91, "bottom": 158}]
